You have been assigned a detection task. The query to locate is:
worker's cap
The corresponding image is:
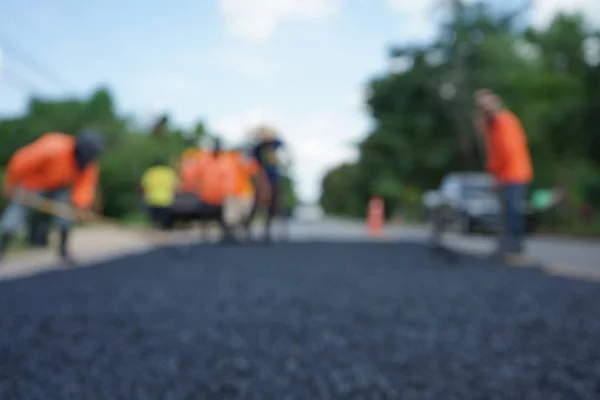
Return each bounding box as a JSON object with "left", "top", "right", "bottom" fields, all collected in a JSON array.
[
  {"left": 73, "top": 130, "right": 105, "bottom": 168},
  {"left": 252, "top": 125, "right": 277, "bottom": 140},
  {"left": 76, "top": 130, "right": 105, "bottom": 154}
]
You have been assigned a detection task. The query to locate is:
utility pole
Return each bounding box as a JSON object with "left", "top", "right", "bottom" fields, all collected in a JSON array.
[{"left": 446, "top": 0, "right": 480, "bottom": 170}]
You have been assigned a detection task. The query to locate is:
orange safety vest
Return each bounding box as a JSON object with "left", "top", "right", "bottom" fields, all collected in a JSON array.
[
  {"left": 484, "top": 110, "right": 533, "bottom": 184},
  {"left": 230, "top": 152, "right": 258, "bottom": 198},
  {"left": 179, "top": 158, "right": 199, "bottom": 192},
  {"left": 195, "top": 154, "right": 229, "bottom": 206}
]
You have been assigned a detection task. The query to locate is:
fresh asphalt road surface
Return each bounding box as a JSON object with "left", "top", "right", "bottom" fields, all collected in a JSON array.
[
  {"left": 1, "top": 217, "right": 600, "bottom": 398},
  {"left": 285, "top": 217, "right": 599, "bottom": 272},
  {"left": 1, "top": 217, "right": 598, "bottom": 281}
]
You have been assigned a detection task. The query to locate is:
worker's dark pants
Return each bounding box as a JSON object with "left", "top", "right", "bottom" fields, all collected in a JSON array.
[
  {"left": 146, "top": 206, "right": 171, "bottom": 229},
  {"left": 267, "top": 176, "right": 280, "bottom": 219},
  {"left": 0, "top": 188, "right": 73, "bottom": 259},
  {"left": 266, "top": 177, "right": 280, "bottom": 239},
  {"left": 193, "top": 203, "right": 236, "bottom": 241},
  {"left": 250, "top": 173, "right": 280, "bottom": 239},
  {"left": 497, "top": 183, "right": 528, "bottom": 254},
  {"left": 0, "top": 189, "right": 73, "bottom": 233}
]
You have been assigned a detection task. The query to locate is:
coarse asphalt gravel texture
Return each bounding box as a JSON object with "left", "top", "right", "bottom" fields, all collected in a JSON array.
[{"left": 1, "top": 241, "right": 600, "bottom": 400}]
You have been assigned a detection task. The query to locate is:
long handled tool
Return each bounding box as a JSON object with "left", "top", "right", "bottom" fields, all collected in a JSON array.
[
  {"left": 14, "top": 191, "right": 118, "bottom": 228},
  {"left": 429, "top": 203, "right": 460, "bottom": 265},
  {"left": 10, "top": 191, "right": 189, "bottom": 256}
]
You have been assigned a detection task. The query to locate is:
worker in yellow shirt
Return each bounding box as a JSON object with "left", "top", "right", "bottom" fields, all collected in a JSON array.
[{"left": 140, "top": 159, "right": 179, "bottom": 229}]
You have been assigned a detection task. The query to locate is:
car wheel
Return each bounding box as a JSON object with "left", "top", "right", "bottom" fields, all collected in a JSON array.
[{"left": 460, "top": 214, "right": 474, "bottom": 235}]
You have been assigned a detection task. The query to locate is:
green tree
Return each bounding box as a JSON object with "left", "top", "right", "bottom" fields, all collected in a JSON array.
[{"left": 320, "top": 2, "right": 599, "bottom": 228}]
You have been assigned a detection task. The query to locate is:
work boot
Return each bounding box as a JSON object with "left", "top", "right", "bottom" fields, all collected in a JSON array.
[
  {"left": 58, "top": 228, "right": 77, "bottom": 267},
  {"left": 0, "top": 232, "right": 14, "bottom": 265}
]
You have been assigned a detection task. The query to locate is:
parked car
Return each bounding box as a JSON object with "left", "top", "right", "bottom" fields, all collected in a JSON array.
[
  {"left": 437, "top": 172, "right": 500, "bottom": 234},
  {"left": 168, "top": 190, "right": 223, "bottom": 228},
  {"left": 424, "top": 173, "right": 560, "bottom": 235},
  {"left": 421, "top": 190, "right": 443, "bottom": 220}
]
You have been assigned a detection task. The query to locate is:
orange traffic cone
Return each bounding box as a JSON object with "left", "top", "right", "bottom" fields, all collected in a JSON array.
[{"left": 367, "top": 197, "right": 384, "bottom": 237}]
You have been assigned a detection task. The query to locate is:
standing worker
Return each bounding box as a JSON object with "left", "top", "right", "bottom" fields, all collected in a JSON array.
[
  {"left": 248, "top": 125, "right": 290, "bottom": 242},
  {"left": 222, "top": 150, "right": 259, "bottom": 240},
  {"left": 0, "top": 131, "right": 104, "bottom": 265},
  {"left": 474, "top": 89, "right": 533, "bottom": 262},
  {"left": 194, "top": 137, "right": 237, "bottom": 242},
  {"left": 140, "top": 158, "right": 179, "bottom": 230}
]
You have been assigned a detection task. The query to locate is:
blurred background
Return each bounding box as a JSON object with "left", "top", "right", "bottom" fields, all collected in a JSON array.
[{"left": 0, "top": 0, "right": 598, "bottom": 238}]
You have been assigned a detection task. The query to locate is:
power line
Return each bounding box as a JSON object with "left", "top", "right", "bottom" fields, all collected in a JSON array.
[
  {"left": 0, "top": 33, "right": 71, "bottom": 90},
  {"left": 1, "top": 65, "right": 50, "bottom": 93}
]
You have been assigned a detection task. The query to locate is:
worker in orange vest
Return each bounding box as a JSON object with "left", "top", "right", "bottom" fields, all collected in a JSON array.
[
  {"left": 0, "top": 131, "right": 104, "bottom": 265},
  {"left": 193, "top": 138, "right": 237, "bottom": 242},
  {"left": 221, "top": 151, "right": 259, "bottom": 239},
  {"left": 475, "top": 89, "right": 533, "bottom": 260},
  {"left": 178, "top": 148, "right": 206, "bottom": 193}
]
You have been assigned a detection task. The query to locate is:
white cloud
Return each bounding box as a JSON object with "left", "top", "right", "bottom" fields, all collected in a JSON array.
[
  {"left": 219, "top": 0, "right": 341, "bottom": 41},
  {"left": 210, "top": 108, "right": 366, "bottom": 202}
]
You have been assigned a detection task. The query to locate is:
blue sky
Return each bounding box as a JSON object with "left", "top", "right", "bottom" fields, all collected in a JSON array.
[{"left": 0, "top": 0, "right": 596, "bottom": 202}]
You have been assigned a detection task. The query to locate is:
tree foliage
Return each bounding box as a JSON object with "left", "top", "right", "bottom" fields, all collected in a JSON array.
[{"left": 320, "top": 3, "right": 600, "bottom": 223}]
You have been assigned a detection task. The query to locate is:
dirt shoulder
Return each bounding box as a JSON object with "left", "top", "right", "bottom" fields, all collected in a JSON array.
[{"left": 0, "top": 224, "right": 199, "bottom": 281}]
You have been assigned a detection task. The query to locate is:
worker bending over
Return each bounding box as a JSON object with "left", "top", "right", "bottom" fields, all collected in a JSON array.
[
  {"left": 474, "top": 89, "right": 533, "bottom": 261},
  {"left": 140, "top": 159, "right": 178, "bottom": 230},
  {"left": 0, "top": 131, "right": 104, "bottom": 265}
]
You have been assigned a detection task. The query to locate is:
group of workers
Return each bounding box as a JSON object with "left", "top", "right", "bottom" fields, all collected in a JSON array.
[
  {"left": 0, "top": 126, "right": 287, "bottom": 265},
  {"left": 0, "top": 88, "right": 537, "bottom": 266},
  {"left": 140, "top": 128, "right": 287, "bottom": 242}
]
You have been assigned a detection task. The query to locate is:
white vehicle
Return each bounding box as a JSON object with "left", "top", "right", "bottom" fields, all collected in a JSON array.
[
  {"left": 421, "top": 190, "right": 442, "bottom": 220},
  {"left": 437, "top": 172, "right": 500, "bottom": 234}
]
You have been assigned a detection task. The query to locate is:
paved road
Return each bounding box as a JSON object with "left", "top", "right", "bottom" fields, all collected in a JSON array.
[
  {"left": 286, "top": 218, "right": 599, "bottom": 270},
  {"left": 1, "top": 219, "right": 600, "bottom": 398},
  {"left": 2, "top": 232, "right": 600, "bottom": 398},
  {"left": 1, "top": 218, "right": 598, "bottom": 281}
]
